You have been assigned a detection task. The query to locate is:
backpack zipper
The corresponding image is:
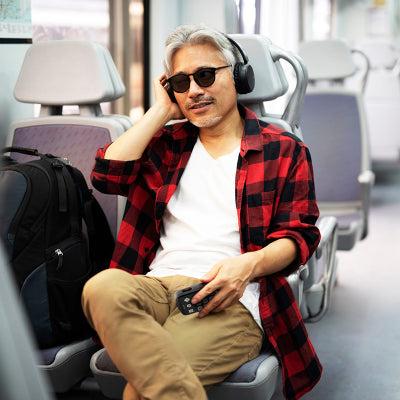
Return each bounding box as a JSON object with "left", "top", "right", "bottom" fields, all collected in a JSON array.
[{"left": 54, "top": 248, "right": 63, "bottom": 270}]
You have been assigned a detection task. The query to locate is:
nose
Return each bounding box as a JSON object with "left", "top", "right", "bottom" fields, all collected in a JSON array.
[{"left": 187, "top": 76, "right": 205, "bottom": 98}]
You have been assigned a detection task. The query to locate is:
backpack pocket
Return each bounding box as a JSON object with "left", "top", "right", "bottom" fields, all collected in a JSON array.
[
  {"left": 21, "top": 262, "right": 54, "bottom": 348},
  {"left": 45, "top": 236, "right": 94, "bottom": 345}
]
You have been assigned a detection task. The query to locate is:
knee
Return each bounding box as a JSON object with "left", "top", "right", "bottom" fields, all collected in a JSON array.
[{"left": 82, "top": 268, "right": 127, "bottom": 308}]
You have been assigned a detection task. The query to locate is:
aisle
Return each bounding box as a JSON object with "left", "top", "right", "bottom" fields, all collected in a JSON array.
[{"left": 303, "top": 167, "right": 400, "bottom": 399}]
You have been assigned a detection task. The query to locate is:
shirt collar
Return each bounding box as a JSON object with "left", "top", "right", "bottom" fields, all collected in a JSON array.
[{"left": 239, "top": 104, "right": 264, "bottom": 154}]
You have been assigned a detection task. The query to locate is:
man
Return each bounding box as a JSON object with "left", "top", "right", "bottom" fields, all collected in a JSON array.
[{"left": 82, "top": 24, "right": 322, "bottom": 400}]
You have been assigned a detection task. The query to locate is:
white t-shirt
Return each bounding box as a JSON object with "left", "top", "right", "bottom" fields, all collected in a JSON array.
[{"left": 147, "top": 137, "right": 262, "bottom": 329}]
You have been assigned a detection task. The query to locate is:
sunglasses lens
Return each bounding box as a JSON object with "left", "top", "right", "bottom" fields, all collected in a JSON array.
[
  {"left": 169, "top": 67, "right": 222, "bottom": 93},
  {"left": 194, "top": 68, "right": 215, "bottom": 87},
  {"left": 170, "top": 74, "right": 190, "bottom": 93}
]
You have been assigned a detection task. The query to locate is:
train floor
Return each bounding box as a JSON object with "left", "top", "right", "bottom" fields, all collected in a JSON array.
[
  {"left": 56, "top": 165, "right": 400, "bottom": 400},
  {"left": 301, "top": 164, "right": 400, "bottom": 400}
]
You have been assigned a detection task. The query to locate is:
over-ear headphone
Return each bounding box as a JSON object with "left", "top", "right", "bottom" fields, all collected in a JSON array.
[{"left": 226, "top": 36, "right": 255, "bottom": 94}]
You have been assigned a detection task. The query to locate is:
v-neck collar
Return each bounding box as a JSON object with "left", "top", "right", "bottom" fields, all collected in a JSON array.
[{"left": 196, "top": 137, "right": 240, "bottom": 161}]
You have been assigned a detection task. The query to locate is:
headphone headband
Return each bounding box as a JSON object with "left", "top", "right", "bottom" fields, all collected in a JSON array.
[{"left": 227, "top": 36, "right": 249, "bottom": 65}]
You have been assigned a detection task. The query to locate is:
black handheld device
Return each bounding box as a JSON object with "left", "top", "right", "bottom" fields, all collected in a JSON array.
[{"left": 174, "top": 282, "right": 218, "bottom": 315}]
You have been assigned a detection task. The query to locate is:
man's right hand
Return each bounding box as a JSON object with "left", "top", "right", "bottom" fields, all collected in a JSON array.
[
  {"left": 155, "top": 74, "right": 185, "bottom": 121},
  {"left": 104, "top": 74, "right": 185, "bottom": 161}
]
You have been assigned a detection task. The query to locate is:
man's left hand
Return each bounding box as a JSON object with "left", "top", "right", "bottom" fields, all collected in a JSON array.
[{"left": 191, "top": 252, "right": 258, "bottom": 318}]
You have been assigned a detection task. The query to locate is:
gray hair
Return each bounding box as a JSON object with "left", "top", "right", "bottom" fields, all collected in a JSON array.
[{"left": 164, "top": 24, "right": 239, "bottom": 77}]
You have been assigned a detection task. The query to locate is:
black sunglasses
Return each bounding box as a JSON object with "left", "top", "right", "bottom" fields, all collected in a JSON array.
[{"left": 167, "top": 65, "right": 231, "bottom": 93}]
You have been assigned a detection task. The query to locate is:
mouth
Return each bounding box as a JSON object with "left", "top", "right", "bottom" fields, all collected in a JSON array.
[
  {"left": 186, "top": 102, "right": 214, "bottom": 116},
  {"left": 186, "top": 97, "right": 214, "bottom": 112},
  {"left": 190, "top": 101, "right": 212, "bottom": 110}
]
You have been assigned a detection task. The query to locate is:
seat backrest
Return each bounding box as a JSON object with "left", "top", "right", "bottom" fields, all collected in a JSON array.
[
  {"left": 299, "top": 39, "right": 370, "bottom": 92},
  {"left": 301, "top": 91, "right": 363, "bottom": 203},
  {"left": 298, "top": 40, "right": 373, "bottom": 205},
  {"left": 0, "top": 243, "right": 54, "bottom": 400},
  {"left": 230, "top": 34, "right": 308, "bottom": 138},
  {"left": 298, "top": 40, "right": 356, "bottom": 82},
  {"left": 7, "top": 40, "right": 132, "bottom": 238}
]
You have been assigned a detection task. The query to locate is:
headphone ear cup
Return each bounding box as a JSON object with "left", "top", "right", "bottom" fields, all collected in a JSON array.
[{"left": 233, "top": 62, "right": 255, "bottom": 94}]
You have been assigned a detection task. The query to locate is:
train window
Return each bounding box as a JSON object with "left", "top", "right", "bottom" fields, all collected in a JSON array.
[
  {"left": 31, "top": 0, "right": 110, "bottom": 47},
  {"left": 309, "top": 0, "right": 332, "bottom": 40},
  {"left": 31, "top": 0, "right": 145, "bottom": 120},
  {"left": 31, "top": 0, "right": 110, "bottom": 115},
  {"left": 236, "top": 0, "right": 260, "bottom": 34},
  {"left": 109, "top": 0, "right": 145, "bottom": 120},
  {"left": 129, "top": 0, "right": 145, "bottom": 120}
]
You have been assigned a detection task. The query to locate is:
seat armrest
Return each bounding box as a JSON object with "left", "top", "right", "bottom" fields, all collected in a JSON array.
[
  {"left": 316, "top": 216, "right": 339, "bottom": 259},
  {"left": 302, "top": 216, "right": 338, "bottom": 321},
  {"left": 305, "top": 216, "right": 338, "bottom": 287},
  {"left": 358, "top": 169, "right": 375, "bottom": 185},
  {"left": 286, "top": 265, "right": 308, "bottom": 307}
]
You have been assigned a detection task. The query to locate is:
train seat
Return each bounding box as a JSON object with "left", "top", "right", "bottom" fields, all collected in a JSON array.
[
  {"left": 0, "top": 243, "right": 55, "bottom": 400},
  {"left": 89, "top": 34, "right": 337, "bottom": 400},
  {"left": 299, "top": 40, "right": 375, "bottom": 251},
  {"left": 232, "top": 34, "right": 310, "bottom": 308},
  {"left": 233, "top": 34, "right": 339, "bottom": 321},
  {"left": 90, "top": 343, "right": 279, "bottom": 400},
  {"left": 37, "top": 338, "right": 101, "bottom": 393},
  {"left": 8, "top": 40, "right": 130, "bottom": 238},
  {"left": 356, "top": 39, "right": 400, "bottom": 164},
  {"left": 6, "top": 40, "right": 132, "bottom": 392}
]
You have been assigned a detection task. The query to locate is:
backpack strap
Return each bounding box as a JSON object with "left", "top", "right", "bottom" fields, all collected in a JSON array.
[
  {"left": 52, "top": 160, "right": 69, "bottom": 213},
  {"left": 51, "top": 159, "right": 81, "bottom": 235},
  {"left": 2, "top": 147, "right": 41, "bottom": 157},
  {"left": 67, "top": 166, "right": 115, "bottom": 271},
  {"left": 1, "top": 147, "right": 40, "bottom": 168}
]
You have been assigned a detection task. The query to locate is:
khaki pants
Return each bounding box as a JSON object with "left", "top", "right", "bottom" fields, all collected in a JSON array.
[{"left": 82, "top": 269, "right": 263, "bottom": 400}]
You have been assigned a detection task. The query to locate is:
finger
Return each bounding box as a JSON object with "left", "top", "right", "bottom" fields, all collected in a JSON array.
[
  {"left": 154, "top": 75, "right": 171, "bottom": 96},
  {"left": 191, "top": 281, "right": 218, "bottom": 304},
  {"left": 199, "top": 287, "right": 244, "bottom": 317},
  {"left": 200, "top": 264, "right": 220, "bottom": 283},
  {"left": 199, "top": 290, "right": 237, "bottom": 318},
  {"left": 153, "top": 74, "right": 165, "bottom": 87},
  {"left": 198, "top": 290, "right": 232, "bottom": 318},
  {"left": 198, "top": 295, "right": 222, "bottom": 318},
  {"left": 211, "top": 296, "right": 237, "bottom": 314}
]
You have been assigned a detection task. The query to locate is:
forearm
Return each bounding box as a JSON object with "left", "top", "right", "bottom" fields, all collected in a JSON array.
[
  {"left": 195, "top": 237, "right": 299, "bottom": 317},
  {"left": 249, "top": 238, "right": 298, "bottom": 279},
  {"left": 105, "top": 103, "right": 171, "bottom": 161},
  {"left": 105, "top": 74, "right": 184, "bottom": 161}
]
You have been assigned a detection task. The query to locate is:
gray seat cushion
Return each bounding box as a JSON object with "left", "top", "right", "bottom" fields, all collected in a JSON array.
[{"left": 91, "top": 345, "right": 279, "bottom": 400}]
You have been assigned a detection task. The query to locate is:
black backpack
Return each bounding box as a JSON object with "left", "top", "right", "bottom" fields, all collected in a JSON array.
[{"left": 0, "top": 147, "right": 115, "bottom": 348}]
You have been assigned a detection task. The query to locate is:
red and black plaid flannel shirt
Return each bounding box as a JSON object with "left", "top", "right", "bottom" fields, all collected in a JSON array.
[{"left": 91, "top": 106, "right": 322, "bottom": 399}]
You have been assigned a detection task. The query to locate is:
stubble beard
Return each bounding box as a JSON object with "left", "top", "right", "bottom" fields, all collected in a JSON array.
[
  {"left": 190, "top": 115, "right": 223, "bottom": 128},
  {"left": 185, "top": 95, "right": 222, "bottom": 128}
]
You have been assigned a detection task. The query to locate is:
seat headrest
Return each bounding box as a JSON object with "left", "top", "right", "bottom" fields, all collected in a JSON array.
[
  {"left": 298, "top": 40, "right": 356, "bottom": 80},
  {"left": 229, "top": 34, "right": 289, "bottom": 103},
  {"left": 229, "top": 34, "right": 308, "bottom": 134},
  {"left": 14, "top": 41, "right": 125, "bottom": 105}
]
